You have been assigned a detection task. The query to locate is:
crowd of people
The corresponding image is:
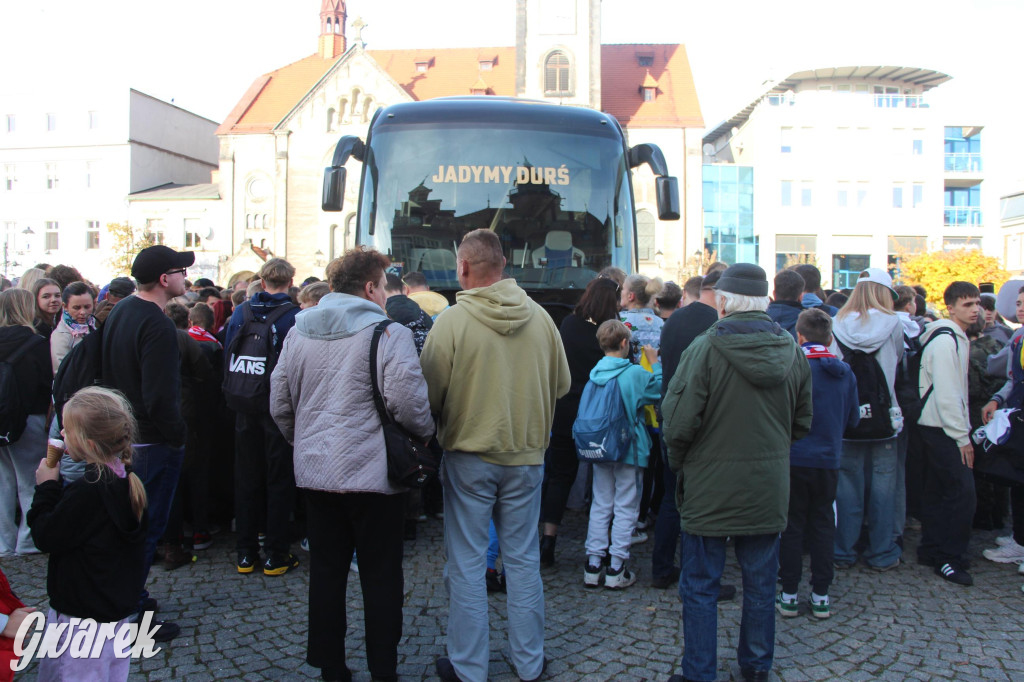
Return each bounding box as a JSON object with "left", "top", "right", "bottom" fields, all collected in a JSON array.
[{"left": 0, "top": 233, "right": 1022, "bottom": 682}]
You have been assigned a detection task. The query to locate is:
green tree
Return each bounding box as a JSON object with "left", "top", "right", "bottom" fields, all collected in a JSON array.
[{"left": 105, "top": 222, "right": 155, "bottom": 276}]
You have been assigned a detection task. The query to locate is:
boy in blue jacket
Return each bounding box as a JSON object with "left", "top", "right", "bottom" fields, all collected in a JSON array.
[
  {"left": 777, "top": 308, "right": 860, "bottom": 619},
  {"left": 582, "top": 320, "right": 662, "bottom": 590}
]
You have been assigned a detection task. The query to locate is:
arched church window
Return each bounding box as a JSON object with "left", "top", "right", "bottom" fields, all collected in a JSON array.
[
  {"left": 544, "top": 51, "right": 571, "bottom": 95},
  {"left": 636, "top": 209, "right": 656, "bottom": 261},
  {"left": 325, "top": 18, "right": 333, "bottom": 33},
  {"left": 327, "top": 108, "right": 336, "bottom": 133},
  {"left": 361, "top": 96, "right": 373, "bottom": 123}
]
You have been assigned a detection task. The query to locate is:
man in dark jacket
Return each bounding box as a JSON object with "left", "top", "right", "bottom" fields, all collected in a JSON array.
[
  {"left": 765, "top": 269, "right": 805, "bottom": 340},
  {"left": 662, "top": 263, "right": 812, "bottom": 682},
  {"left": 383, "top": 274, "right": 432, "bottom": 354},
  {"left": 224, "top": 258, "right": 301, "bottom": 577}
]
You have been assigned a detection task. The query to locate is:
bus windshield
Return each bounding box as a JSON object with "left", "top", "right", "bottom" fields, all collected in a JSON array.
[{"left": 358, "top": 123, "right": 635, "bottom": 290}]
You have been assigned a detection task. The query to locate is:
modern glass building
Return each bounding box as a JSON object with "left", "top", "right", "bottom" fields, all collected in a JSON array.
[{"left": 702, "top": 164, "right": 756, "bottom": 265}]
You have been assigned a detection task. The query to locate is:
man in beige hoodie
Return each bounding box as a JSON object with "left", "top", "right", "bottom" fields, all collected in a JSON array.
[
  {"left": 917, "top": 280, "right": 980, "bottom": 586},
  {"left": 421, "top": 229, "right": 570, "bottom": 682}
]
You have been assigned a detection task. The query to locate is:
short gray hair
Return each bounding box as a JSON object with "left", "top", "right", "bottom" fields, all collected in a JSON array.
[{"left": 715, "top": 289, "right": 770, "bottom": 315}]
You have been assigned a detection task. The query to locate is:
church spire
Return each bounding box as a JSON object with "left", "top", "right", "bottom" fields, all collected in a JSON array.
[{"left": 319, "top": 0, "right": 346, "bottom": 59}]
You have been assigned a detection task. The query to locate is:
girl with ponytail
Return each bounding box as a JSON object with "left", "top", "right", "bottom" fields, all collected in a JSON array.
[{"left": 27, "top": 386, "right": 148, "bottom": 681}]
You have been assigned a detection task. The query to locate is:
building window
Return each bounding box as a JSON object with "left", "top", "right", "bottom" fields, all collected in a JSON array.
[
  {"left": 944, "top": 186, "right": 982, "bottom": 226},
  {"left": 46, "top": 164, "right": 58, "bottom": 190},
  {"left": 856, "top": 182, "right": 869, "bottom": 208},
  {"left": 642, "top": 87, "right": 655, "bottom": 102},
  {"left": 145, "top": 218, "right": 165, "bottom": 245},
  {"left": 636, "top": 210, "right": 656, "bottom": 261},
  {"left": 892, "top": 184, "right": 903, "bottom": 209},
  {"left": 85, "top": 162, "right": 94, "bottom": 189},
  {"left": 86, "top": 221, "right": 100, "bottom": 249},
  {"left": 781, "top": 181, "right": 792, "bottom": 207},
  {"left": 4, "top": 165, "right": 14, "bottom": 191},
  {"left": 800, "top": 182, "right": 813, "bottom": 207},
  {"left": 837, "top": 183, "right": 849, "bottom": 208},
  {"left": 780, "top": 127, "right": 792, "bottom": 154},
  {"left": 46, "top": 113, "right": 56, "bottom": 131},
  {"left": 703, "top": 164, "right": 756, "bottom": 265},
  {"left": 833, "top": 254, "right": 871, "bottom": 289},
  {"left": 638, "top": 55, "right": 654, "bottom": 67},
  {"left": 88, "top": 111, "right": 99, "bottom": 129},
  {"left": 184, "top": 218, "right": 202, "bottom": 249},
  {"left": 775, "top": 234, "right": 817, "bottom": 272},
  {"left": 479, "top": 60, "right": 494, "bottom": 71},
  {"left": 836, "top": 84, "right": 851, "bottom": 93},
  {"left": 912, "top": 139, "right": 923, "bottom": 155},
  {"left": 944, "top": 126, "right": 982, "bottom": 172},
  {"left": 912, "top": 183, "right": 924, "bottom": 208},
  {"left": 45, "top": 221, "right": 58, "bottom": 251},
  {"left": 5, "top": 115, "right": 12, "bottom": 133},
  {"left": 544, "top": 51, "right": 571, "bottom": 95}
]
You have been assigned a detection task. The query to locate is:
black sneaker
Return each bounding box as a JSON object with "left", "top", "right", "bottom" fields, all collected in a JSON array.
[
  {"left": 139, "top": 596, "right": 159, "bottom": 613},
  {"left": 152, "top": 620, "right": 181, "bottom": 642},
  {"left": 264, "top": 553, "right": 300, "bottom": 576},
  {"left": 486, "top": 568, "right": 506, "bottom": 593},
  {"left": 436, "top": 657, "right": 459, "bottom": 682},
  {"left": 651, "top": 566, "right": 680, "bottom": 589},
  {"left": 237, "top": 554, "right": 259, "bottom": 574},
  {"left": 936, "top": 561, "right": 973, "bottom": 586}
]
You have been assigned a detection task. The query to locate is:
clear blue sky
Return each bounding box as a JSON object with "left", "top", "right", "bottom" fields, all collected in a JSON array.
[{"left": 3, "top": 0, "right": 1021, "bottom": 191}]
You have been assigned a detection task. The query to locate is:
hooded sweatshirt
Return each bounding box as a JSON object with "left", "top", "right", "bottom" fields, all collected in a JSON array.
[
  {"left": 766, "top": 299, "right": 803, "bottom": 339},
  {"left": 385, "top": 294, "right": 432, "bottom": 354},
  {"left": 662, "top": 311, "right": 813, "bottom": 536},
  {"left": 789, "top": 344, "right": 860, "bottom": 469},
  {"left": 271, "top": 293, "right": 434, "bottom": 494},
  {"left": 587, "top": 356, "right": 662, "bottom": 468},
  {"left": 420, "top": 278, "right": 571, "bottom": 466},
  {"left": 831, "top": 308, "right": 905, "bottom": 409},
  {"left": 918, "top": 319, "right": 971, "bottom": 447},
  {"left": 27, "top": 464, "right": 148, "bottom": 622}
]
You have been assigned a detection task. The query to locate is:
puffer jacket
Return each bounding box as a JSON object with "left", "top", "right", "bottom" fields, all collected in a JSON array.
[{"left": 270, "top": 293, "right": 434, "bottom": 495}]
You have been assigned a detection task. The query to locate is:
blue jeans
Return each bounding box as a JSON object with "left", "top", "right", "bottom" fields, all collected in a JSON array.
[
  {"left": 487, "top": 519, "right": 499, "bottom": 570},
  {"left": 835, "top": 438, "right": 901, "bottom": 568},
  {"left": 680, "top": 532, "right": 779, "bottom": 681},
  {"left": 133, "top": 443, "right": 184, "bottom": 608},
  {"left": 442, "top": 451, "right": 544, "bottom": 682},
  {"left": 652, "top": 440, "right": 681, "bottom": 580}
]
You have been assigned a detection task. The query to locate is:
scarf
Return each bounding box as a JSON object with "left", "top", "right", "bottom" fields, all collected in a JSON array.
[
  {"left": 801, "top": 343, "right": 835, "bottom": 359},
  {"left": 106, "top": 459, "right": 127, "bottom": 479},
  {"left": 187, "top": 325, "right": 221, "bottom": 347},
  {"left": 61, "top": 310, "right": 96, "bottom": 339}
]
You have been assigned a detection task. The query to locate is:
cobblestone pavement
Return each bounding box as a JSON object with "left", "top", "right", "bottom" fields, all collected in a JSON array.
[{"left": 4, "top": 509, "right": 1023, "bottom": 681}]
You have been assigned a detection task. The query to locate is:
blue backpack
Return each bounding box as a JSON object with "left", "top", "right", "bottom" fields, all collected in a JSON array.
[{"left": 573, "top": 376, "right": 634, "bottom": 463}]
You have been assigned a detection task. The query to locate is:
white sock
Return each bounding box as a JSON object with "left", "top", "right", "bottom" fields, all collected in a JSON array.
[
  {"left": 781, "top": 591, "right": 798, "bottom": 602},
  {"left": 588, "top": 554, "right": 602, "bottom": 569},
  {"left": 610, "top": 557, "right": 624, "bottom": 571},
  {"left": 811, "top": 592, "right": 829, "bottom": 605}
]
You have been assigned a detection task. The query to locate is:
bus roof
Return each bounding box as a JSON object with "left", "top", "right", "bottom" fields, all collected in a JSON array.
[{"left": 370, "top": 97, "right": 624, "bottom": 138}]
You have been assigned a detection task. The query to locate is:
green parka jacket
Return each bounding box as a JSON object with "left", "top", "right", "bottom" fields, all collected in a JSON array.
[{"left": 662, "top": 310, "right": 813, "bottom": 536}]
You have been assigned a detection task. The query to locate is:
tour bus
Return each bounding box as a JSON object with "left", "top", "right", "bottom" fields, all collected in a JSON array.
[{"left": 323, "top": 96, "right": 679, "bottom": 322}]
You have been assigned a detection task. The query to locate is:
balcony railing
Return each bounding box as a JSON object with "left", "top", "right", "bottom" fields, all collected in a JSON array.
[
  {"left": 944, "top": 153, "right": 983, "bottom": 173},
  {"left": 873, "top": 94, "right": 925, "bottom": 108},
  {"left": 944, "top": 207, "right": 983, "bottom": 227},
  {"left": 763, "top": 92, "right": 929, "bottom": 109}
]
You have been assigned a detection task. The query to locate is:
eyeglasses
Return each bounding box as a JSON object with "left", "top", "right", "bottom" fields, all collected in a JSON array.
[{"left": 165, "top": 268, "right": 188, "bottom": 277}]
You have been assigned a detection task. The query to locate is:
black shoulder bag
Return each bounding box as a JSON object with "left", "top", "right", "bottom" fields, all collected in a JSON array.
[{"left": 369, "top": 320, "right": 439, "bottom": 487}]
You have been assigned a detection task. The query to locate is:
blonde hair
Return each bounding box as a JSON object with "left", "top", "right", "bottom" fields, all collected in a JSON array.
[
  {"left": 245, "top": 280, "right": 265, "bottom": 299},
  {"left": 837, "top": 276, "right": 895, "bottom": 321},
  {"left": 258, "top": 258, "right": 296, "bottom": 289},
  {"left": 18, "top": 268, "right": 46, "bottom": 292},
  {"left": 0, "top": 288, "right": 37, "bottom": 328},
  {"left": 298, "top": 281, "right": 329, "bottom": 307},
  {"left": 62, "top": 387, "right": 148, "bottom": 521},
  {"left": 596, "top": 319, "right": 631, "bottom": 352},
  {"left": 623, "top": 274, "right": 663, "bottom": 307}
]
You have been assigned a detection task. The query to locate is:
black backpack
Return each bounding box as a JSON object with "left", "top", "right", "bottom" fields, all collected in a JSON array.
[
  {"left": 222, "top": 303, "right": 296, "bottom": 414},
  {"left": 903, "top": 327, "right": 958, "bottom": 421},
  {"left": 0, "top": 340, "right": 37, "bottom": 445},
  {"left": 52, "top": 326, "right": 105, "bottom": 430},
  {"left": 836, "top": 338, "right": 896, "bottom": 440}
]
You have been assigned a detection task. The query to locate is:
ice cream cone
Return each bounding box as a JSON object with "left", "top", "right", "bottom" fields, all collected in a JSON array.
[{"left": 46, "top": 439, "right": 64, "bottom": 468}]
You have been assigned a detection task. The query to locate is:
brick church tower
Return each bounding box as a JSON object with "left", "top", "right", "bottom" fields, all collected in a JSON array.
[{"left": 319, "top": 0, "right": 346, "bottom": 59}]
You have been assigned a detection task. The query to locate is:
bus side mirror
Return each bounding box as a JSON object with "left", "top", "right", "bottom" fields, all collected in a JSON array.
[
  {"left": 656, "top": 176, "right": 680, "bottom": 220},
  {"left": 322, "top": 167, "right": 347, "bottom": 212}
]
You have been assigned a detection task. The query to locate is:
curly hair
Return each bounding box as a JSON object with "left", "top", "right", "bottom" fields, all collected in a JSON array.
[{"left": 326, "top": 248, "right": 390, "bottom": 296}]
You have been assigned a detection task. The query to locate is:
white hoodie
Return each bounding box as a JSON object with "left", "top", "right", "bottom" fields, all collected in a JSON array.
[{"left": 917, "top": 320, "right": 971, "bottom": 447}]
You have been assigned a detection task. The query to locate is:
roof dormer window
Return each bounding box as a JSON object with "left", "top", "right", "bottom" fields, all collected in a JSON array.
[
  {"left": 414, "top": 57, "right": 435, "bottom": 73},
  {"left": 638, "top": 55, "right": 654, "bottom": 67},
  {"left": 643, "top": 87, "right": 656, "bottom": 102},
  {"left": 479, "top": 57, "right": 496, "bottom": 71}
]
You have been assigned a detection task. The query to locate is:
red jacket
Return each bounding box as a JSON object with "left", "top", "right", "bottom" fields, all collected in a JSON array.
[{"left": 0, "top": 567, "right": 25, "bottom": 682}]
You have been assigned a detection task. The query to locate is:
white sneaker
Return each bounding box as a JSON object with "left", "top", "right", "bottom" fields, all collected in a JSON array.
[
  {"left": 995, "top": 535, "right": 1015, "bottom": 547},
  {"left": 583, "top": 562, "right": 603, "bottom": 588},
  {"left": 604, "top": 564, "right": 637, "bottom": 590},
  {"left": 982, "top": 540, "right": 1024, "bottom": 564},
  {"left": 1018, "top": 562, "right": 1024, "bottom": 575}
]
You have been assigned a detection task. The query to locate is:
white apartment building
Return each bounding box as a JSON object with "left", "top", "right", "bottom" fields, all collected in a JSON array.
[
  {"left": 0, "top": 88, "right": 219, "bottom": 282},
  {"left": 702, "top": 66, "right": 996, "bottom": 288},
  {"left": 1002, "top": 190, "right": 1024, "bottom": 274}
]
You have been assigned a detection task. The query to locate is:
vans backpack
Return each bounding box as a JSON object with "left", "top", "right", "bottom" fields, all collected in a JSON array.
[
  {"left": 836, "top": 338, "right": 896, "bottom": 440},
  {"left": 573, "top": 376, "right": 634, "bottom": 463},
  {"left": 895, "top": 328, "right": 957, "bottom": 424},
  {"left": 222, "top": 303, "right": 296, "bottom": 414},
  {"left": 52, "top": 326, "right": 105, "bottom": 430},
  {"left": 0, "top": 340, "right": 37, "bottom": 445}
]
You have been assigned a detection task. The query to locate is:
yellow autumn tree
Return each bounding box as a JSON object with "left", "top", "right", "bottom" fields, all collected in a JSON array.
[
  {"left": 105, "top": 222, "right": 155, "bottom": 276},
  {"left": 898, "top": 248, "right": 1009, "bottom": 310}
]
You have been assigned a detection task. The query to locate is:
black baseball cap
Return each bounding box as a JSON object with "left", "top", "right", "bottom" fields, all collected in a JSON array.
[{"left": 131, "top": 245, "right": 195, "bottom": 284}]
